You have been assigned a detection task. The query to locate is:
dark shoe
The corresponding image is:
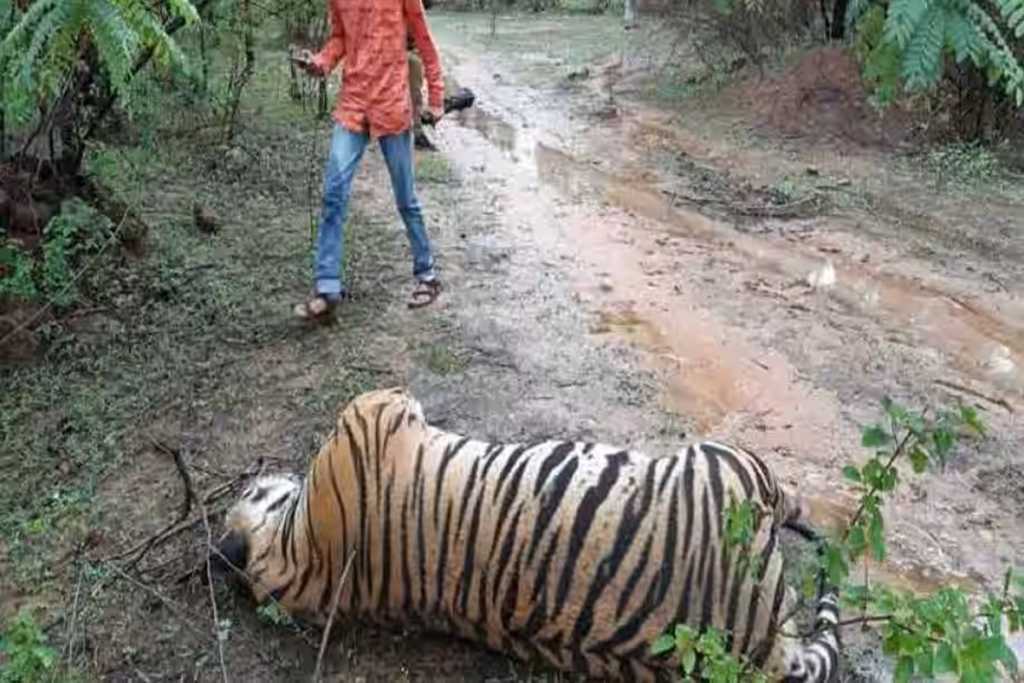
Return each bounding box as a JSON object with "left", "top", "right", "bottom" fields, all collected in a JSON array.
[
  {"left": 414, "top": 131, "right": 438, "bottom": 151},
  {"left": 407, "top": 279, "right": 442, "bottom": 309}
]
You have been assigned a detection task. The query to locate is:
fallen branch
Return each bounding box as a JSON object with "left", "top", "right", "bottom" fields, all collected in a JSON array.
[
  {"left": 312, "top": 548, "right": 358, "bottom": 683},
  {"left": 149, "top": 437, "right": 197, "bottom": 523},
  {"left": 200, "top": 498, "right": 230, "bottom": 683},
  {"left": 934, "top": 378, "right": 1015, "bottom": 414}
]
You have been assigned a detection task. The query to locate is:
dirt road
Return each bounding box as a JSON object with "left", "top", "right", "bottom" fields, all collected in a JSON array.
[{"left": 427, "top": 10, "right": 1024, "bottom": 621}]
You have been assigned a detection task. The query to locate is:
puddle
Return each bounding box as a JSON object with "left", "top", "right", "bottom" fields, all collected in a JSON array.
[
  {"left": 444, "top": 70, "right": 1020, "bottom": 598},
  {"left": 453, "top": 100, "right": 1024, "bottom": 401}
]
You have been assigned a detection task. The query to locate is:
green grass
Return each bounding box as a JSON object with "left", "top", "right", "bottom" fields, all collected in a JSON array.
[{"left": 0, "top": 38, "right": 413, "bottom": 609}]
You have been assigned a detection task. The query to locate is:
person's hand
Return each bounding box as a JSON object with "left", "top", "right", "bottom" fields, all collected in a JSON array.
[
  {"left": 421, "top": 105, "right": 443, "bottom": 126},
  {"left": 291, "top": 49, "right": 324, "bottom": 78}
]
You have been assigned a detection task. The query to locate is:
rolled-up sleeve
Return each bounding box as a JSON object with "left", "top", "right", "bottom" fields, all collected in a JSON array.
[
  {"left": 404, "top": 0, "right": 444, "bottom": 110},
  {"left": 313, "top": 0, "right": 346, "bottom": 73}
]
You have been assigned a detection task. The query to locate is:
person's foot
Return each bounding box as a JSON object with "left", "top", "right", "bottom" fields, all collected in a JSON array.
[
  {"left": 414, "top": 131, "right": 438, "bottom": 151},
  {"left": 293, "top": 294, "right": 337, "bottom": 321},
  {"left": 407, "top": 279, "right": 442, "bottom": 309}
]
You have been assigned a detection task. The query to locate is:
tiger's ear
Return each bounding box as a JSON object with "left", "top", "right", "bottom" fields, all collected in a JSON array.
[{"left": 211, "top": 530, "right": 249, "bottom": 579}]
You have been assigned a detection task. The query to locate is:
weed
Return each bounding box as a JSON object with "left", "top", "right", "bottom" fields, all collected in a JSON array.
[
  {"left": 925, "top": 143, "right": 1002, "bottom": 190},
  {"left": 422, "top": 342, "right": 468, "bottom": 376},
  {"left": 415, "top": 153, "right": 454, "bottom": 184},
  {"left": 0, "top": 610, "right": 63, "bottom": 683}
]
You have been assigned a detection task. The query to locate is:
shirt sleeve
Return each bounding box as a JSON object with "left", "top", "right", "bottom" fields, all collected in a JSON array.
[
  {"left": 313, "top": 0, "right": 345, "bottom": 72},
  {"left": 404, "top": 0, "right": 444, "bottom": 110}
]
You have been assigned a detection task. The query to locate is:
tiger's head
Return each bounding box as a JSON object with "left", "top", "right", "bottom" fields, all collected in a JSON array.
[
  {"left": 213, "top": 473, "right": 303, "bottom": 602},
  {"left": 214, "top": 387, "right": 430, "bottom": 618}
]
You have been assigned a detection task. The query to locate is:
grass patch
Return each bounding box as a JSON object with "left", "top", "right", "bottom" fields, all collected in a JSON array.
[
  {"left": 0, "top": 38, "right": 414, "bottom": 616},
  {"left": 416, "top": 152, "right": 455, "bottom": 184},
  {"left": 420, "top": 342, "right": 469, "bottom": 376}
]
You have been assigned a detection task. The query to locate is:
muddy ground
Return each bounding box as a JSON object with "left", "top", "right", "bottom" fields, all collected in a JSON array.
[{"left": 2, "top": 10, "right": 1023, "bottom": 683}]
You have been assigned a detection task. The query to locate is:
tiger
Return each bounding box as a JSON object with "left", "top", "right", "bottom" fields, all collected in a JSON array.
[{"left": 215, "top": 387, "right": 840, "bottom": 682}]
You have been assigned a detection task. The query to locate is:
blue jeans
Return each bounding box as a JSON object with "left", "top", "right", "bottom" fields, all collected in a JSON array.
[{"left": 314, "top": 124, "right": 436, "bottom": 300}]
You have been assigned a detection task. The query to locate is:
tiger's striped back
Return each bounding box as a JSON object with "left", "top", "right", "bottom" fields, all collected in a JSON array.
[{"left": 219, "top": 387, "right": 839, "bottom": 681}]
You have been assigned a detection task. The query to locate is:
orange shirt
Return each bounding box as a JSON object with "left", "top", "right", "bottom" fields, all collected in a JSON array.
[{"left": 312, "top": 0, "right": 444, "bottom": 138}]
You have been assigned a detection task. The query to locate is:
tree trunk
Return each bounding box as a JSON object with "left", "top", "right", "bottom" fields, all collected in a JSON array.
[
  {"left": 830, "top": 0, "right": 849, "bottom": 38},
  {"left": 624, "top": 0, "right": 637, "bottom": 28}
]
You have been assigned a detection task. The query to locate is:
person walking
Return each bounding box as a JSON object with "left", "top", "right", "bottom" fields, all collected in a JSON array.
[{"left": 293, "top": 0, "right": 445, "bottom": 320}]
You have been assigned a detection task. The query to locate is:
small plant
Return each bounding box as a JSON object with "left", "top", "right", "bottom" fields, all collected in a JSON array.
[
  {"left": 0, "top": 610, "right": 57, "bottom": 683},
  {"left": 925, "top": 142, "right": 1001, "bottom": 188},
  {"left": 651, "top": 396, "right": 1023, "bottom": 682},
  {"left": 0, "top": 242, "right": 39, "bottom": 302},
  {"left": 652, "top": 624, "right": 767, "bottom": 683}
]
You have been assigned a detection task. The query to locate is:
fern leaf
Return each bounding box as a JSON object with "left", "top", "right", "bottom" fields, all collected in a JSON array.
[
  {"left": 885, "top": 0, "right": 935, "bottom": 48},
  {"left": 86, "top": 0, "right": 140, "bottom": 95},
  {"left": 944, "top": 7, "right": 984, "bottom": 64},
  {"left": 901, "top": 1, "right": 946, "bottom": 89},
  {"left": 164, "top": 0, "right": 200, "bottom": 24},
  {"left": 846, "top": 0, "right": 875, "bottom": 28}
]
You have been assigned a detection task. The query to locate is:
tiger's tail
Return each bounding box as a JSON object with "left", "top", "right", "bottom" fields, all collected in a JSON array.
[{"left": 782, "top": 589, "right": 841, "bottom": 682}]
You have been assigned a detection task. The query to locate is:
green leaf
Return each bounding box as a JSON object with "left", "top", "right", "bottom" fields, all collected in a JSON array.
[
  {"left": 862, "top": 424, "right": 892, "bottom": 447},
  {"left": 868, "top": 512, "right": 886, "bottom": 561},
  {"left": 935, "top": 641, "right": 958, "bottom": 673},
  {"left": 682, "top": 647, "right": 697, "bottom": 675},
  {"left": 824, "top": 542, "right": 850, "bottom": 585},
  {"left": 894, "top": 655, "right": 915, "bottom": 682},
  {"left": 843, "top": 465, "right": 863, "bottom": 482},
  {"left": 651, "top": 633, "right": 675, "bottom": 655},
  {"left": 909, "top": 445, "right": 929, "bottom": 473}
]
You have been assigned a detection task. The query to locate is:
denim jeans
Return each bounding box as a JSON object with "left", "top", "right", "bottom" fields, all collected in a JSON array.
[{"left": 314, "top": 124, "right": 436, "bottom": 300}]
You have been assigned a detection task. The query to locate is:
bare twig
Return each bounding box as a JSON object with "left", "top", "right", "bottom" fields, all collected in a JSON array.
[
  {"left": 63, "top": 561, "right": 85, "bottom": 667},
  {"left": 149, "top": 437, "right": 197, "bottom": 523},
  {"left": 200, "top": 500, "right": 230, "bottom": 683},
  {"left": 311, "top": 548, "right": 358, "bottom": 683},
  {"left": 934, "top": 378, "right": 1015, "bottom": 414}
]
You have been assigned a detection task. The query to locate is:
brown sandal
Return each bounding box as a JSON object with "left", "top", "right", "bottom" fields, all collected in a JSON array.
[
  {"left": 407, "top": 279, "right": 442, "bottom": 309},
  {"left": 293, "top": 295, "right": 337, "bottom": 321}
]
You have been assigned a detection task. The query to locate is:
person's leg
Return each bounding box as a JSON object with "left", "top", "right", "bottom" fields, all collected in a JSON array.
[
  {"left": 378, "top": 130, "right": 440, "bottom": 306},
  {"left": 299, "top": 124, "right": 369, "bottom": 317}
]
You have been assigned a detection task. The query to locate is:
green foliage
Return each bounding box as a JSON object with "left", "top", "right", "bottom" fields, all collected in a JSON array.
[
  {"left": 723, "top": 494, "right": 766, "bottom": 578},
  {"left": 0, "top": 241, "right": 39, "bottom": 301},
  {"left": 651, "top": 624, "right": 768, "bottom": 683},
  {"left": 0, "top": 610, "right": 57, "bottom": 683},
  {"left": 0, "top": 0, "right": 199, "bottom": 126},
  {"left": 848, "top": 0, "right": 1024, "bottom": 107},
  {"left": 925, "top": 141, "right": 1001, "bottom": 186},
  {"left": 826, "top": 398, "right": 1024, "bottom": 682},
  {"left": 0, "top": 199, "right": 112, "bottom": 309}
]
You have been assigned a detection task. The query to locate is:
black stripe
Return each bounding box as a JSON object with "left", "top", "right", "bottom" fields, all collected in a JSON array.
[
  {"left": 698, "top": 493, "right": 716, "bottom": 630},
  {"left": 529, "top": 525, "right": 561, "bottom": 605},
  {"left": 400, "top": 485, "right": 413, "bottom": 615},
  {"left": 491, "top": 505, "right": 524, "bottom": 606},
  {"left": 487, "top": 455, "right": 533, "bottom": 571},
  {"left": 493, "top": 444, "right": 533, "bottom": 502},
  {"left": 378, "top": 479, "right": 394, "bottom": 615},
  {"left": 343, "top": 416, "right": 370, "bottom": 600},
  {"left": 479, "top": 442, "right": 506, "bottom": 482},
  {"left": 414, "top": 445, "right": 429, "bottom": 612},
  {"left": 705, "top": 444, "right": 755, "bottom": 499},
  {"left": 457, "top": 475, "right": 489, "bottom": 618},
  {"left": 533, "top": 442, "right": 576, "bottom": 496},
  {"left": 526, "top": 455, "right": 579, "bottom": 564},
  {"left": 435, "top": 501, "right": 454, "bottom": 609},
  {"left": 433, "top": 437, "right": 470, "bottom": 529},
  {"left": 552, "top": 451, "right": 628, "bottom": 618},
  {"left": 657, "top": 454, "right": 680, "bottom": 497},
  {"left": 455, "top": 458, "right": 481, "bottom": 539},
  {"left": 575, "top": 464, "right": 657, "bottom": 644},
  {"left": 266, "top": 493, "right": 290, "bottom": 513},
  {"left": 614, "top": 527, "right": 655, "bottom": 620},
  {"left": 318, "top": 541, "right": 335, "bottom": 614}
]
